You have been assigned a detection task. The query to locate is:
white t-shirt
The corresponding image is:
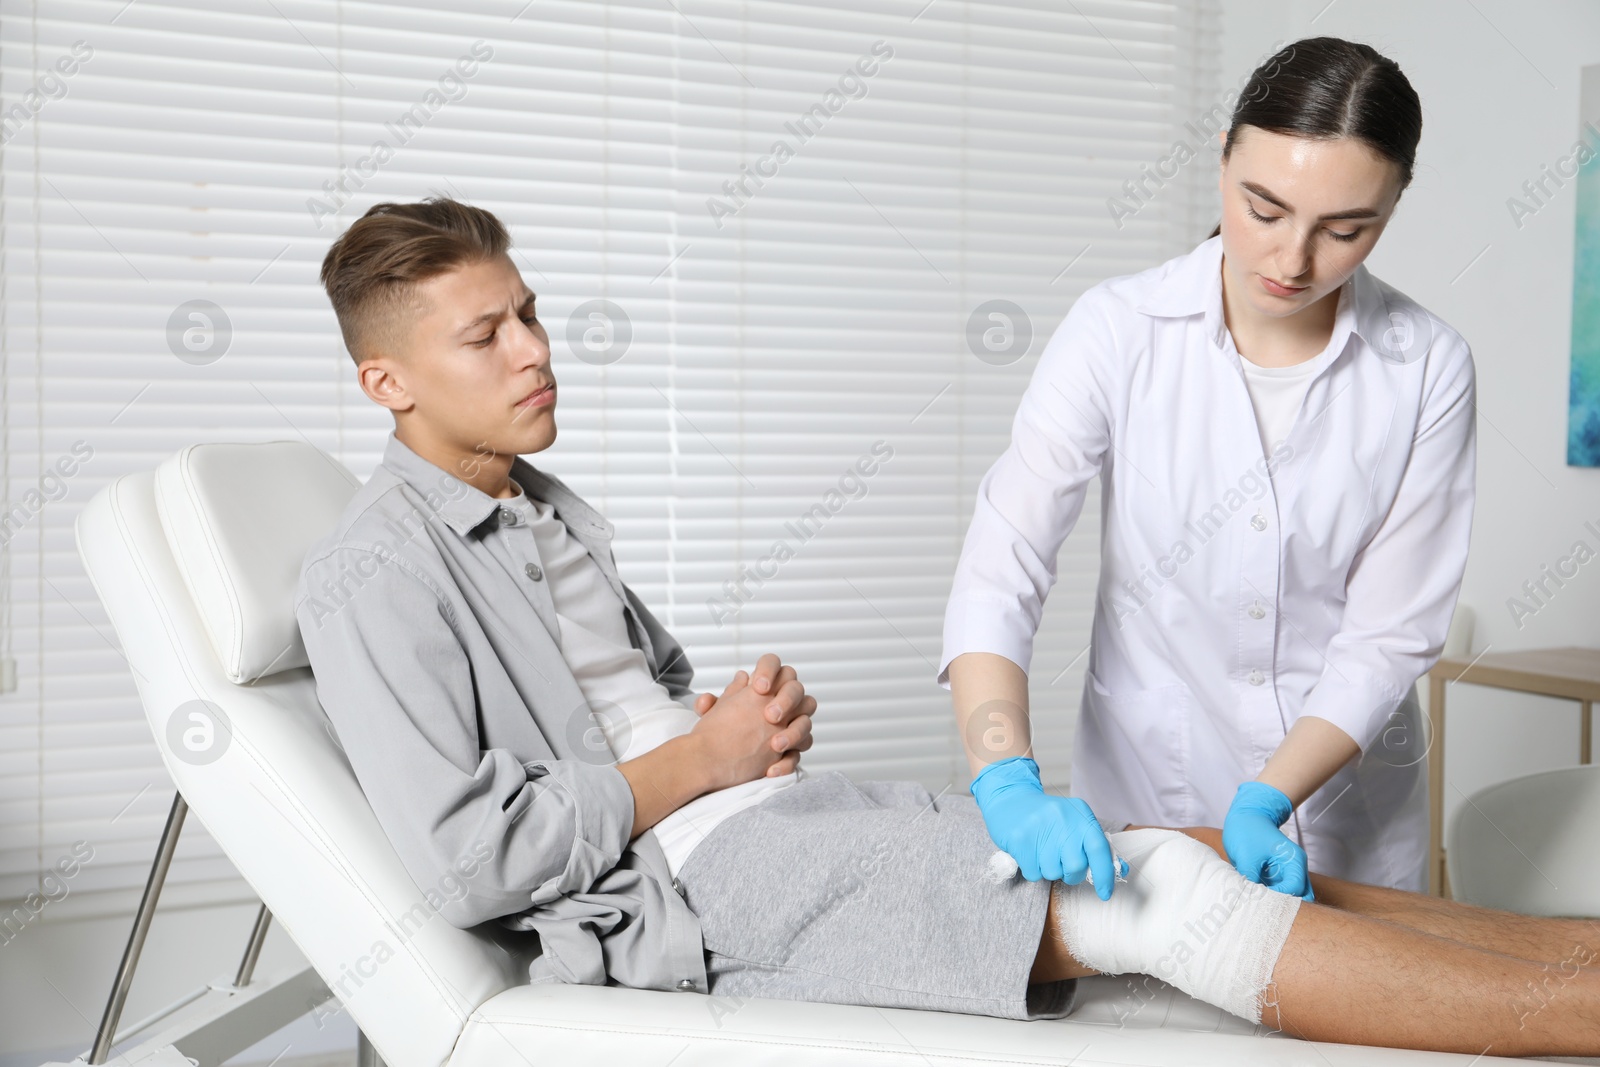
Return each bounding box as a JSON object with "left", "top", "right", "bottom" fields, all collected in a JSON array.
[
  {"left": 1232, "top": 286, "right": 1346, "bottom": 457},
  {"left": 1237, "top": 354, "right": 1321, "bottom": 457},
  {"left": 501, "top": 484, "right": 797, "bottom": 879}
]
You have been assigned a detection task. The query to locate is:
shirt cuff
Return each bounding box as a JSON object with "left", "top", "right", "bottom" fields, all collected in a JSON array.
[
  {"left": 1296, "top": 675, "right": 1409, "bottom": 753},
  {"left": 522, "top": 758, "right": 636, "bottom": 901},
  {"left": 938, "top": 594, "right": 1038, "bottom": 688}
]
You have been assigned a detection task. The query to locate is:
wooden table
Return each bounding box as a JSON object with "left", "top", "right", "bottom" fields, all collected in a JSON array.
[{"left": 1425, "top": 647, "right": 1600, "bottom": 897}]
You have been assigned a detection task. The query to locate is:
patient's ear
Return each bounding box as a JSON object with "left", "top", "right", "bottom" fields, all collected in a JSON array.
[{"left": 358, "top": 357, "right": 414, "bottom": 413}]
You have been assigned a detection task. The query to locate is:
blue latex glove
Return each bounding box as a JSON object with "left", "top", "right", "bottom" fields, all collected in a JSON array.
[
  {"left": 1222, "top": 781, "right": 1316, "bottom": 902},
  {"left": 969, "top": 756, "right": 1127, "bottom": 900}
]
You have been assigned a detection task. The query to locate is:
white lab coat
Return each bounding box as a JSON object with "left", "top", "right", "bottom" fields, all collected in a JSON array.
[{"left": 939, "top": 234, "right": 1476, "bottom": 891}]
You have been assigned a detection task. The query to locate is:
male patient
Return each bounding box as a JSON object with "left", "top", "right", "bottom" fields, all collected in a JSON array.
[{"left": 296, "top": 197, "right": 1600, "bottom": 1058}]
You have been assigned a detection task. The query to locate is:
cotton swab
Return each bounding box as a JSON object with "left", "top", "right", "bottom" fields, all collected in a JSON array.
[{"left": 983, "top": 849, "right": 1130, "bottom": 886}]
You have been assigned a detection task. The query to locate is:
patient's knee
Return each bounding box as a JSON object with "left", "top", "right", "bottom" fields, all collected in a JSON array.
[{"left": 1048, "top": 827, "right": 1302, "bottom": 1024}]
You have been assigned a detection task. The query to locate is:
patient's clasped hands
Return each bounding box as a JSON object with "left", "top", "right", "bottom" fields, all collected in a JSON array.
[{"left": 688, "top": 652, "right": 816, "bottom": 791}]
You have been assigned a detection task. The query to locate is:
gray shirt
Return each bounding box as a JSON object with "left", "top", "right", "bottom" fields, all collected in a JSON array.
[{"left": 294, "top": 431, "right": 709, "bottom": 995}]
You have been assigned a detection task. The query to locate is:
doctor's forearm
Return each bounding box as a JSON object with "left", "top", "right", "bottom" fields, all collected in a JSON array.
[
  {"left": 949, "top": 651, "right": 1035, "bottom": 781},
  {"left": 1254, "top": 715, "right": 1361, "bottom": 807}
]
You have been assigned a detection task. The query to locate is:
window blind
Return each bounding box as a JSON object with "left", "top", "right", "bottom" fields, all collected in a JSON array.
[{"left": 0, "top": 0, "right": 1220, "bottom": 922}]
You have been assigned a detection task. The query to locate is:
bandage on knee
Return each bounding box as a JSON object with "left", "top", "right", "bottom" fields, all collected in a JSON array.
[{"left": 1049, "top": 827, "right": 1303, "bottom": 1024}]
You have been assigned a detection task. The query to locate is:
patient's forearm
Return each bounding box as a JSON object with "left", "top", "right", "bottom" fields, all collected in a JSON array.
[
  {"left": 948, "top": 651, "right": 1033, "bottom": 781},
  {"left": 617, "top": 733, "right": 712, "bottom": 839}
]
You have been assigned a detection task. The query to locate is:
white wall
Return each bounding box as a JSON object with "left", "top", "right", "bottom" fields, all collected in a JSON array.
[{"left": 1218, "top": 0, "right": 1600, "bottom": 832}]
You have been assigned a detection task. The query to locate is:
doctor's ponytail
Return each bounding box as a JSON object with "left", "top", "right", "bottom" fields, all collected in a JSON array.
[{"left": 1206, "top": 37, "right": 1422, "bottom": 239}]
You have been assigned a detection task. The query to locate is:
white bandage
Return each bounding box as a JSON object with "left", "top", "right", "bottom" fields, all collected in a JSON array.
[{"left": 1049, "top": 828, "right": 1303, "bottom": 1024}]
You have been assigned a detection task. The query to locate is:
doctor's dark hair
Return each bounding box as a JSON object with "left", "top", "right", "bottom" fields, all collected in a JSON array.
[
  {"left": 1207, "top": 37, "right": 1422, "bottom": 239},
  {"left": 320, "top": 197, "right": 511, "bottom": 365}
]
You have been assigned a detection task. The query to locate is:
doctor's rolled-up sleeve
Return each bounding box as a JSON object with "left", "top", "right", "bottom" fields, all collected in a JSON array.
[
  {"left": 938, "top": 286, "right": 1122, "bottom": 688},
  {"left": 295, "top": 546, "right": 635, "bottom": 930},
  {"left": 1297, "top": 334, "right": 1478, "bottom": 752}
]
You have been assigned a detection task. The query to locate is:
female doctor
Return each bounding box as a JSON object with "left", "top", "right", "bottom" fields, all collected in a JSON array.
[{"left": 941, "top": 36, "right": 1475, "bottom": 899}]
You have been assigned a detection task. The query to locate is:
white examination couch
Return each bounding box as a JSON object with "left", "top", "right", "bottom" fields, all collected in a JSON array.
[{"left": 60, "top": 440, "right": 1582, "bottom": 1067}]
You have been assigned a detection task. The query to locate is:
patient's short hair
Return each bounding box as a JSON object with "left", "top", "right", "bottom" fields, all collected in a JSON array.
[{"left": 319, "top": 197, "right": 510, "bottom": 365}]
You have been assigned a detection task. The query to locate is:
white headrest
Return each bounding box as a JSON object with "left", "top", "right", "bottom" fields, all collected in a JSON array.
[{"left": 154, "top": 440, "right": 360, "bottom": 684}]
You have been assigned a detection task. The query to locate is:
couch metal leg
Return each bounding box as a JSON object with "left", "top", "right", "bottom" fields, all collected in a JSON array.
[
  {"left": 89, "top": 790, "right": 188, "bottom": 1065},
  {"left": 357, "top": 1030, "right": 386, "bottom": 1067},
  {"left": 232, "top": 903, "right": 273, "bottom": 988}
]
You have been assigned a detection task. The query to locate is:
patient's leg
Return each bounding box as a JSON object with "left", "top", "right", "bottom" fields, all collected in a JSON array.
[
  {"left": 1030, "top": 828, "right": 1600, "bottom": 1056},
  {"left": 1265, "top": 896, "right": 1600, "bottom": 1054},
  {"left": 1153, "top": 823, "right": 1600, "bottom": 967},
  {"left": 1308, "top": 871, "right": 1600, "bottom": 967}
]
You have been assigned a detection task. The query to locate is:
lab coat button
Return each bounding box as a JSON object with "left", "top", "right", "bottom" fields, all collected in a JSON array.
[
  {"left": 524, "top": 562, "right": 543, "bottom": 581},
  {"left": 677, "top": 978, "right": 695, "bottom": 990},
  {"left": 1250, "top": 512, "right": 1268, "bottom": 531},
  {"left": 672, "top": 877, "right": 684, "bottom": 896},
  {"left": 1247, "top": 669, "right": 1265, "bottom": 686},
  {"left": 1248, "top": 602, "right": 1266, "bottom": 619}
]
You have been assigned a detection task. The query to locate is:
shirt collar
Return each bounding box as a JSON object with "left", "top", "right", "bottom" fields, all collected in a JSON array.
[
  {"left": 380, "top": 431, "right": 613, "bottom": 540},
  {"left": 1133, "top": 233, "right": 1402, "bottom": 360}
]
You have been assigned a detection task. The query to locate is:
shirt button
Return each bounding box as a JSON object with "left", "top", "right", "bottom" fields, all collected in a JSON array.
[
  {"left": 524, "top": 562, "right": 543, "bottom": 581},
  {"left": 676, "top": 978, "right": 695, "bottom": 991},
  {"left": 1248, "top": 602, "right": 1266, "bottom": 619},
  {"left": 499, "top": 508, "right": 518, "bottom": 526},
  {"left": 1247, "top": 669, "right": 1265, "bottom": 686},
  {"left": 1250, "top": 512, "right": 1268, "bottom": 532}
]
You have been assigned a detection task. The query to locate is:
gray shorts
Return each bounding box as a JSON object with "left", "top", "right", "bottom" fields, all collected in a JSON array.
[{"left": 673, "top": 769, "right": 1079, "bottom": 1021}]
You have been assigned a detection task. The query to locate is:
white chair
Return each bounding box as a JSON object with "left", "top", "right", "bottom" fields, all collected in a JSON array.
[
  {"left": 1447, "top": 764, "right": 1600, "bottom": 918},
  {"left": 61, "top": 439, "right": 1521, "bottom": 1067}
]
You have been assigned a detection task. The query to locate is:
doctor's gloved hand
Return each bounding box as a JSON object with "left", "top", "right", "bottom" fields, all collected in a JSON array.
[
  {"left": 969, "top": 756, "right": 1124, "bottom": 900},
  {"left": 1222, "top": 781, "right": 1316, "bottom": 902}
]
